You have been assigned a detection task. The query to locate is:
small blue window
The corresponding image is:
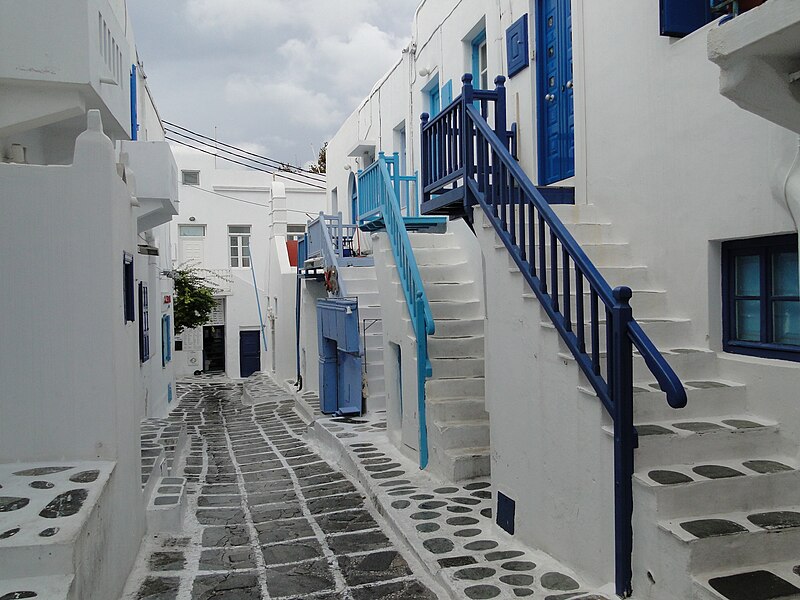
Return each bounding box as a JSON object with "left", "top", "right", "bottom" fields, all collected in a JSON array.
[
  {"left": 162, "top": 314, "right": 172, "bottom": 367},
  {"left": 124, "top": 252, "right": 135, "bottom": 323},
  {"left": 660, "top": 0, "right": 714, "bottom": 37},
  {"left": 722, "top": 234, "right": 800, "bottom": 362},
  {"left": 472, "top": 30, "right": 488, "bottom": 89},
  {"left": 139, "top": 282, "right": 150, "bottom": 362},
  {"left": 506, "top": 15, "right": 529, "bottom": 78},
  {"left": 425, "top": 74, "right": 441, "bottom": 117}
]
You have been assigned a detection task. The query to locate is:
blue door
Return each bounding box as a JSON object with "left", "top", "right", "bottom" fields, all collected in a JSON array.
[
  {"left": 239, "top": 330, "right": 261, "bottom": 377},
  {"left": 537, "top": 0, "right": 574, "bottom": 185}
]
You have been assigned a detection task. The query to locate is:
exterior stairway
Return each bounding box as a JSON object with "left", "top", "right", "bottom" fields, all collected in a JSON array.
[
  {"left": 475, "top": 205, "right": 800, "bottom": 600},
  {"left": 406, "top": 230, "right": 489, "bottom": 482},
  {"left": 338, "top": 264, "right": 387, "bottom": 411}
]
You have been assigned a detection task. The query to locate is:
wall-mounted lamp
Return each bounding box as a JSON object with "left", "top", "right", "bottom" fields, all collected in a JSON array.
[
  {"left": 418, "top": 67, "right": 433, "bottom": 77},
  {"left": 343, "top": 165, "right": 352, "bottom": 171},
  {"left": 189, "top": 216, "right": 196, "bottom": 222}
]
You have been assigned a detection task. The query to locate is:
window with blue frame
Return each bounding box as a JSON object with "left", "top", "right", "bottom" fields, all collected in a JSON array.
[
  {"left": 472, "top": 30, "right": 488, "bottom": 89},
  {"left": 162, "top": 314, "right": 172, "bottom": 367},
  {"left": 722, "top": 234, "right": 800, "bottom": 361},
  {"left": 124, "top": 252, "right": 135, "bottom": 323},
  {"left": 139, "top": 282, "right": 150, "bottom": 362},
  {"left": 425, "top": 74, "right": 441, "bottom": 117}
]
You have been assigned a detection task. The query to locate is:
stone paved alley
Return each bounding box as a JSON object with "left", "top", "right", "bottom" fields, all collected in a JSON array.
[
  {"left": 122, "top": 376, "right": 440, "bottom": 600},
  {"left": 122, "top": 375, "right": 608, "bottom": 600}
]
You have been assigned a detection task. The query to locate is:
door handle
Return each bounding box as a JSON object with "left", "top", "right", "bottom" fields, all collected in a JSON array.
[
  {"left": 545, "top": 93, "right": 555, "bottom": 102},
  {"left": 566, "top": 80, "right": 573, "bottom": 89}
]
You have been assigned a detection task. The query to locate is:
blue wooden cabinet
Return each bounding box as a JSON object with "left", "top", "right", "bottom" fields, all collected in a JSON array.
[{"left": 317, "top": 299, "right": 363, "bottom": 416}]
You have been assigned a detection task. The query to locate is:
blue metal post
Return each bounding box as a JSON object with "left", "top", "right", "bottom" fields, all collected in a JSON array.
[
  {"left": 415, "top": 291, "right": 429, "bottom": 469},
  {"left": 420, "top": 113, "right": 430, "bottom": 205},
  {"left": 461, "top": 74, "right": 475, "bottom": 211},
  {"left": 130, "top": 65, "right": 138, "bottom": 141},
  {"left": 611, "top": 286, "right": 635, "bottom": 598}
]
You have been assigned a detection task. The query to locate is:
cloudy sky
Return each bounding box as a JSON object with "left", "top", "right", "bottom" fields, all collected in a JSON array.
[{"left": 128, "top": 0, "right": 419, "bottom": 168}]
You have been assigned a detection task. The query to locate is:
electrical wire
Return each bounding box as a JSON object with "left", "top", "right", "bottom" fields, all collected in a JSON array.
[
  {"left": 163, "top": 120, "right": 325, "bottom": 179},
  {"left": 165, "top": 136, "right": 326, "bottom": 190},
  {"left": 185, "top": 183, "right": 316, "bottom": 218}
]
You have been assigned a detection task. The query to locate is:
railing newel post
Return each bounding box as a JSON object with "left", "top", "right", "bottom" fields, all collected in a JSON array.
[
  {"left": 420, "top": 112, "right": 430, "bottom": 205},
  {"left": 462, "top": 74, "right": 475, "bottom": 198},
  {"left": 611, "top": 286, "right": 635, "bottom": 598}
]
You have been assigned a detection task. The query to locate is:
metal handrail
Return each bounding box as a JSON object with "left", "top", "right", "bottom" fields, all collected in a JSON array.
[
  {"left": 306, "top": 211, "right": 349, "bottom": 298},
  {"left": 421, "top": 73, "right": 687, "bottom": 598}
]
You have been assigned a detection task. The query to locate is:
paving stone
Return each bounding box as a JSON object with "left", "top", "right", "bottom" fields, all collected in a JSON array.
[
  {"left": 350, "top": 579, "right": 438, "bottom": 600},
  {"left": 747, "top": 511, "right": 800, "bottom": 531},
  {"left": 455, "top": 566, "right": 497, "bottom": 580},
  {"left": 69, "top": 469, "right": 100, "bottom": 483},
  {"left": 680, "top": 519, "right": 748, "bottom": 538},
  {"left": 447, "top": 516, "right": 480, "bottom": 526},
  {"left": 201, "top": 525, "right": 250, "bottom": 547},
  {"left": 306, "top": 494, "right": 363, "bottom": 515},
  {"left": 693, "top": 465, "right": 745, "bottom": 479},
  {"left": 411, "top": 511, "right": 441, "bottom": 520},
  {"left": 636, "top": 424, "right": 673, "bottom": 436},
  {"left": 0, "top": 497, "right": 29, "bottom": 512},
  {"left": 465, "top": 540, "right": 499, "bottom": 551},
  {"left": 673, "top": 421, "right": 724, "bottom": 433},
  {"left": 454, "top": 528, "right": 482, "bottom": 537},
  {"left": 434, "top": 487, "right": 459, "bottom": 494},
  {"left": 648, "top": 470, "right": 693, "bottom": 485},
  {"left": 256, "top": 518, "right": 315, "bottom": 545},
  {"left": 154, "top": 496, "right": 179, "bottom": 506},
  {"left": 464, "top": 482, "right": 491, "bottom": 491},
  {"left": 485, "top": 550, "right": 525, "bottom": 561},
  {"left": 500, "top": 574, "right": 535, "bottom": 586},
  {"left": 423, "top": 537, "right": 455, "bottom": 554},
  {"left": 541, "top": 572, "right": 580, "bottom": 591},
  {"left": 29, "top": 481, "right": 54, "bottom": 489},
  {"left": 465, "top": 584, "right": 502, "bottom": 599},
  {"left": 327, "top": 530, "right": 391, "bottom": 554},
  {"left": 708, "top": 570, "right": 800, "bottom": 600},
  {"left": 137, "top": 576, "right": 180, "bottom": 599},
  {"left": 199, "top": 547, "right": 257, "bottom": 571},
  {"left": 195, "top": 508, "right": 245, "bottom": 525},
  {"left": 148, "top": 552, "right": 186, "bottom": 571},
  {"left": 261, "top": 539, "right": 324, "bottom": 565},
  {"left": 391, "top": 500, "right": 411, "bottom": 509},
  {"left": 250, "top": 503, "right": 304, "bottom": 522},
  {"left": 501, "top": 561, "right": 537, "bottom": 572},
  {"left": 339, "top": 550, "right": 413, "bottom": 586},
  {"left": 191, "top": 573, "right": 260, "bottom": 599},
  {"left": 197, "top": 494, "right": 241, "bottom": 508},
  {"left": 263, "top": 559, "right": 336, "bottom": 597},
  {"left": 743, "top": 460, "right": 794, "bottom": 474},
  {"left": 416, "top": 522, "right": 440, "bottom": 533},
  {"left": 439, "top": 555, "right": 478, "bottom": 568},
  {"left": 722, "top": 419, "right": 764, "bottom": 429},
  {"left": 13, "top": 466, "right": 72, "bottom": 476},
  {"left": 40, "top": 489, "right": 88, "bottom": 518},
  {"left": 447, "top": 505, "right": 473, "bottom": 514},
  {"left": 315, "top": 509, "right": 379, "bottom": 534}
]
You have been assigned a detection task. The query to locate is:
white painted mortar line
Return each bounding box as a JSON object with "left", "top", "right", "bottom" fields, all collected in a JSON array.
[
  {"left": 219, "top": 407, "right": 274, "bottom": 599},
  {"left": 250, "top": 407, "right": 355, "bottom": 600}
]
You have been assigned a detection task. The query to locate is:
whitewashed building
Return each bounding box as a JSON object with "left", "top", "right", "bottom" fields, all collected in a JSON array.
[
  {"left": 0, "top": 2, "right": 179, "bottom": 598},
  {"left": 170, "top": 148, "right": 326, "bottom": 384},
  {"left": 318, "top": 0, "right": 800, "bottom": 598}
]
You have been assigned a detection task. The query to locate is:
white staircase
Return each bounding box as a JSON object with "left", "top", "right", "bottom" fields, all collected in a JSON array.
[
  {"left": 474, "top": 205, "right": 800, "bottom": 599},
  {"left": 408, "top": 230, "right": 490, "bottom": 482},
  {"left": 338, "top": 265, "right": 387, "bottom": 412}
]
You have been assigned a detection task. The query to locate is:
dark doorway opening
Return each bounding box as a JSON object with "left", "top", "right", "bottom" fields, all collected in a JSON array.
[{"left": 203, "top": 325, "right": 226, "bottom": 372}]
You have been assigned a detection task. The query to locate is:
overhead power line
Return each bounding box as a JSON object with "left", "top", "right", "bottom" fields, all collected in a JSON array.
[
  {"left": 163, "top": 120, "right": 325, "bottom": 180},
  {"left": 187, "top": 184, "right": 315, "bottom": 218},
  {"left": 165, "top": 135, "right": 326, "bottom": 190}
]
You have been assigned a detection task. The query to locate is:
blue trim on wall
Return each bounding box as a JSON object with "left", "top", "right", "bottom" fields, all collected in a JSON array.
[
  {"left": 471, "top": 30, "right": 487, "bottom": 89},
  {"left": 423, "top": 74, "right": 441, "bottom": 117},
  {"left": 506, "top": 14, "right": 529, "bottom": 78},
  {"left": 130, "top": 64, "right": 138, "bottom": 141},
  {"left": 441, "top": 79, "right": 453, "bottom": 108}
]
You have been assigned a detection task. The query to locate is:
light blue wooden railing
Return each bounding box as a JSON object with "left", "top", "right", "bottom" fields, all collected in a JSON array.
[{"left": 357, "top": 154, "right": 435, "bottom": 468}]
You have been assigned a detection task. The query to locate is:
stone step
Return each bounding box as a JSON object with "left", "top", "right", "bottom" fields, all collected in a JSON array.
[
  {"left": 428, "top": 298, "right": 483, "bottom": 320},
  {"left": 426, "top": 376, "right": 485, "bottom": 400},
  {"left": 442, "top": 446, "right": 492, "bottom": 481},
  {"left": 429, "top": 418, "right": 490, "bottom": 450},
  {"left": 0, "top": 575, "right": 73, "bottom": 600},
  {"left": 423, "top": 280, "right": 479, "bottom": 302},
  {"left": 431, "top": 318, "right": 484, "bottom": 338},
  {"left": 509, "top": 256, "right": 653, "bottom": 289},
  {"left": 493, "top": 238, "right": 635, "bottom": 267},
  {"left": 407, "top": 246, "right": 465, "bottom": 265},
  {"left": 407, "top": 231, "right": 457, "bottom": 249},
  {"left": 523, "top": 286, "right": 668, "bottom": 318},
  {"left": 693, "top": 560, "right": 800, "bottom": 600},
  {"left": 338, "top": 265, "right": 378, "bottom": 281},
  {"left": 417, "top": 261, "right": 473, "bottom": 281},
  {"left": 578, "top": 378, "right": 746, "bottom": 422},
  {"left": 427, "top": 335, "right": 485, "bottom": 359},
  {"left": 427, "top": 397, "right": 488, "bottom": 422},
  {"left": 341, "top": 277, "right": 379, "bottom": 294},
  {"left": 430, "top": 356, "right": 485, "bottom": 379},
  {"left": 634, "top": 455, "right": 800, "bottom": 519},
  {"left": 564, "top": 346, "right": 718, "bottom": 382},
  {"left": 147, "top": 476, "right": 188, "bottom": 534},
  {"left": 658, "top": 504, "right": 800, "bottom": 573},
  {"left": 542, "top": 316, "right": 693, "bottom": 350},
  {"left": 605, "top": 415, "right": 786, "bottom": 468}
]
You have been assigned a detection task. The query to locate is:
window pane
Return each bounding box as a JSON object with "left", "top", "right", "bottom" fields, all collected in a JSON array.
[
  {"left": 243, "top": 246, "right": 250, "bottom": 257},
  {"left": 735, "top": 255, "right": 760, "bottom": 296},
  {"left": 773, "top": 252, "right": 799, "bottom": 297},
  {"left": 243, "top": 257, "right": 251, "bottom": 267},
  {"left": 179, "top": 225, "right": 205, "bottom": 237},
  {"left": 231, "top": 257, "right": 239, "bottom": 267},
  {"left": 230, "top": 246, "right": 238, "bottom": 257},
  {"left": 181, "top": 171, "right": 200, "bottom": 185},
  {"left": 242, "top": 237, "right": 250, "bottom": 247},
  {"left": 735, "top": 299, "right": 761, "bottom": 342},
  {"left": 773, "top": 300, "right": 800, "bottom": 345},
  {"left": 229, "top": 226, "right": 251, "bottom": 234}
]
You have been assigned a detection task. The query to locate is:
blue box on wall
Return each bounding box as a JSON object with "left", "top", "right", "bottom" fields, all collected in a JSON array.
[{"left": 506, "top": 14, "right": 529, "bottom": 78}]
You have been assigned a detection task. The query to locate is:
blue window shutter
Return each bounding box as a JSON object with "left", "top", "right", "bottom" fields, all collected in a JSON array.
[
  {"left": 660, "top": 0, "right": 714, "bottom": 38},
  {"left": 506, "top": 14, "right": 529, "bottom": 78},
  {"left": 442, "top": 80, "right": 453, "bottom": 108},
  {"left": 139, "top": 282, "right": 149, "bottom": 362}
]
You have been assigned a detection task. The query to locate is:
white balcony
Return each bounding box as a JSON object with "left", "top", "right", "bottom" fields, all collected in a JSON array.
[
  {"left": 708, "top": 0, "right": 800, "bottom": 134},
  {"left": 204, "top": 269, "right": 234, "bottom": 297},
  {"left": 121, "top": 141, "right": 180, "bottom": 233},
  {"left": 0, "top": 0, "right": 133, "bottom": 142}
]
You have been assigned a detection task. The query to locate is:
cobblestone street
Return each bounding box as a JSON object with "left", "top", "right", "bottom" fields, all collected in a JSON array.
[{"left": 122, "top": 377, "right": 439, "bottom": 600}]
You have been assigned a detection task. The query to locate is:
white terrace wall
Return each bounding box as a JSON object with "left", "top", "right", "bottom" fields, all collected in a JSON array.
[{"left": 0, "top": 113, "right": 145, "bottom": 598}]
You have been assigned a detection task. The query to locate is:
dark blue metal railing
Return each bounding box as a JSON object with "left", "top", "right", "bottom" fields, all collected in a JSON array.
[
  {"left": 421, "top": 73, "right": 687, "bottom": 598},
  {"left": 357, "top": 154, "right": 435, "bottom": 468}
]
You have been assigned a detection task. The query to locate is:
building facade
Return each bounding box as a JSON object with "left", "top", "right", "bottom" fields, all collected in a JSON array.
[{"left": 318, "top": 0, "right": 800, "bottom": 598}]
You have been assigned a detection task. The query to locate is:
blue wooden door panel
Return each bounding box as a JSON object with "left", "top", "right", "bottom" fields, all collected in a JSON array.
[
  {"left": 537, "top": 0, "right": 575, "bottom": 186},
  {"left": 239, "top": 330, "right": 261, "bottom": 378}
]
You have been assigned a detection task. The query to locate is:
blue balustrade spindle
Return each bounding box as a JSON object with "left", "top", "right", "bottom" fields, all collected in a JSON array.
[{"left": 420, "top": 73, "right": 687, "bottom": 598}]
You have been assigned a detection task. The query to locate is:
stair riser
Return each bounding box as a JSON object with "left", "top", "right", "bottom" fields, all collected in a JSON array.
[
  {"left": 428, "top": 336, "right": 485, "bottom": 359},
  {"left": 544, "top": 318, "right": 694, "bottom": 352},
  {"left": 571, "top": 350, "right": 719, "bottom": 383},
  {"left": 478, "top": 204, "right": 601, "bottom": 227},
  {"left": 427, "top": 399, "right": 489, "bottom": 422},
  {"left": 445, "top": 451, "right": 492, "bottom": 481},
  {"left": 343, "top": 279, "right": 379, "bottom": 294},
  {"left": 508, "top": 255, "right": 653, "bottom": 289},
  {"left": 430, "top": 422, "right": 491, "bottom": 450},
  {"left": 429, "top": 300, "right": 483, "bottom": 320},
  {"left": 406, "top": 247, "right": 465, "bottom": 264},
  {"left": 432, "top": 318, "right": 485, "bottom": 337},
  {"left": 424, "top": 282, "right": 479, "bottom": 302},
  {"left": 493, "top": 239, "right": 634, "bottom": 267},
  {"left": 408, "top": 232, "right": 458, "bottom": 249},
  {"left": 683, "top": 528, "right": 800, "bottom": 573},
  {"left": 631, "top": 385, "right": 747, "bottom": 422},
  {"left": 431, "top": 358, "right": 485, "bottom": 378},
  {"left": 636, "top": 469, "right": 800, "bottom": 520},
  {"left": 426, "top": 377, "right": 485, "bottom": 399},
  {"left": 365, "top": 377, "right": 385, "bottom": 395},
  {"left": 631, "top": 427, "right": 784, "bottom": 469},
  {"left": 417, "top": 262, "right": 473, "bottom": 281}
]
